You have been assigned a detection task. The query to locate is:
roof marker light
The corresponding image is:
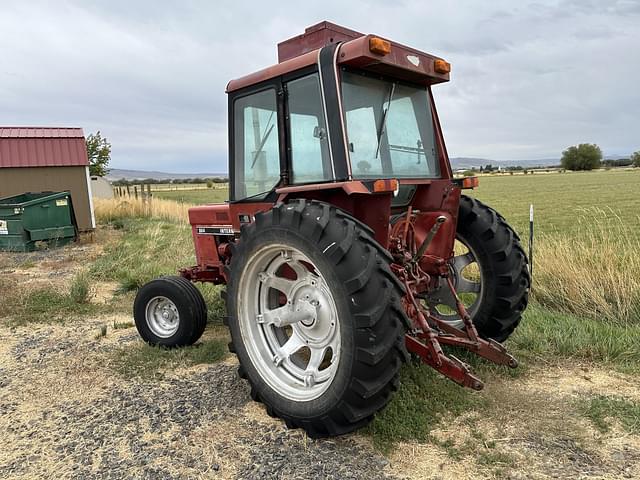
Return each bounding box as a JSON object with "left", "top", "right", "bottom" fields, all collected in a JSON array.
[
  {"left": 434, "top": 59, "right": 451, "bottom": 74},
  {"left": 369, "top": 37, "right": 391, "bottom": 56}
]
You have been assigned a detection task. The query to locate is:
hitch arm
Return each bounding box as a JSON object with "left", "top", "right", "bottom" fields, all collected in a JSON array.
[
  {"left": 406, "top": 335, "right": 484, "bottom": 390},
  {"left": 401, "top": 275, "right": 485, "bottom": 390},
  {"left": 433, "top": 276, "right": 518, "bottom": 368},
  {"left": 398, "top": 266, "right": 518, "bottom": 391}
]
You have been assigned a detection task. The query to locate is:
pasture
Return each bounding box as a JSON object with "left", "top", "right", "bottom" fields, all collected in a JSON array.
[
  {"left": 471, "top": 169, "right": 640, "bottom": 325},
  {"left": 153, "top": 186, "right": 228, "bottom": 204},
  {"left": 471, "top": 169, "right": 639, "bottom": 236},
  {"left": 149, "top": 169, "right": 640, "bottom": 324},
  {"left": 155, "top": 168, "right": 640, "bottom": 235}
]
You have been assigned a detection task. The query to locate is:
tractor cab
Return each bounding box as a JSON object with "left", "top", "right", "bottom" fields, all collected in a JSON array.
[{"left": 226, "top": 21, "right": 452, "bottom": 203}]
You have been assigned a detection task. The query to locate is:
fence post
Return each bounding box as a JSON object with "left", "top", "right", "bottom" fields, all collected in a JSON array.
[
  {"left": 529, "top": 204, "right": 534, "bottom": 287},
  {"left": 134, "top": 186, "right": 138, "bottom": 200},
  {"left": 126, "top": 185, "right": 131, "bottom": 197}
]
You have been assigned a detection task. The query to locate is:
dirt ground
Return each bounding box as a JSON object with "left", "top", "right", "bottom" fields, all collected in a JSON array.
[{"left": 1, "top": 243, "right": 638, "bottom": 479}]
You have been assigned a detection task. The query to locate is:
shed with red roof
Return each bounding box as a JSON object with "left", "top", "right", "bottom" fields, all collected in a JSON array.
[{"left": 0, "top": 127, "right": 95, "bottom": 230}]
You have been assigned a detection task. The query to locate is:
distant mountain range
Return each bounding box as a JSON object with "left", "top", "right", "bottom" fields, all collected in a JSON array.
[
  {"left": 106, "top": 169, "right": 227, "bottom": 181},
  {"left": 106, "top": 154, "right": 629, "bottom": 180},
  {"left": 449, "top": 157, "right": 558, "bottom": 170}
]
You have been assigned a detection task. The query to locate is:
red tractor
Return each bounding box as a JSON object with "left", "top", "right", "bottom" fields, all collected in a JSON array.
[{"left": 134, "top": 22, "right": 530, "bottom": 437}]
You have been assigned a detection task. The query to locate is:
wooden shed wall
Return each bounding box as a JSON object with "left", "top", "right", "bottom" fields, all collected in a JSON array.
[{"left": 0, "top": 166, "right": 94, "bottom": 231}]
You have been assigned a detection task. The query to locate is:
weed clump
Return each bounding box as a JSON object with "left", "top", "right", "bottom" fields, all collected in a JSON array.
[
  {"left": 578, "top": 395, "right": 640, "bottom": 434},
  {"left": 69, "top": 272, "right": 91, "bottom": 304},
  {"left": 7, "top": 287, "right": 97, "bottom": 325}
]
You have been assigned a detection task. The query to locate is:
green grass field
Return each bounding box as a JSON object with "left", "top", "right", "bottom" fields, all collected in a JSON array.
[
  {"left": 468, "top": 169, "right": 640, "bottom": 236},
  {"left": 153, "top": 188, "right": 228, "bottom": 204},
  {"left": 155, "top": 168, "right": 640, "bottom": 237}
]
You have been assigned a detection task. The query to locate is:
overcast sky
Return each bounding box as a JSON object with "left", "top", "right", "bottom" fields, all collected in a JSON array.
[{"left": 1, "top": 1, "right": 638, "bottom": 173}]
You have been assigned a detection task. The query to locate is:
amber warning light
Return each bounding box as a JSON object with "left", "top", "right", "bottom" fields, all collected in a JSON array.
[
  {"left": 452, "top": 176, "right": 478, "bottom": 189},
  {"left": 369, "top": 37, "right": 391, "bottom": 55},
  {"left": 462, "top": 176, "right": 479, "bottom": 189},
  {"left": 434, "top": 59, "right": 451, "bottom": 74},
  {"left": 372, "top": 178, "right": 399, "bottom": 193}
]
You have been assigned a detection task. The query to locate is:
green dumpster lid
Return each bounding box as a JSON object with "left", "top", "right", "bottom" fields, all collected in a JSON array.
[{"left": 0, "top": 191, "right": 70, "bottom": 207}]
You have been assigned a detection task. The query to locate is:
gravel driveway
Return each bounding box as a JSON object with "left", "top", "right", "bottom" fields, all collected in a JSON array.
[{"left": 0, "top": 317, "right": 399, "bottom": 480}]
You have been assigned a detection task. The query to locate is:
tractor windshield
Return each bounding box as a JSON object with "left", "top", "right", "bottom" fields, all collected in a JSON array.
[{"left": 341, "top": 70, "right": 440, "bottom": 179}]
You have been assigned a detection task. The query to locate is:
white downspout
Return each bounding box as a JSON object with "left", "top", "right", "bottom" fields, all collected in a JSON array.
[{"left": 85, "top": 166, "right": 96, "bottom": 229}]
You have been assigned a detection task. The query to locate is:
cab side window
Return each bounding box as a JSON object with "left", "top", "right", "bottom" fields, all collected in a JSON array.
[
  {"left": 286, "top": 74, "right": 332, "bottom": 183},
  {"left": 233, "top": 89, "right": 280, "bottom": 200}
]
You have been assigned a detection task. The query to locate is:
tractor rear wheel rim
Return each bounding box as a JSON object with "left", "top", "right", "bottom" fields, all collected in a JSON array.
[
  {"left": 238, "top": 244, "right": 340, "bottom": 402},
  {"left": 145, "top": 296, "right": 180, "bottom": 338},
  {"left": 428, "top": 235, "right": 483, "bottom": 327}
]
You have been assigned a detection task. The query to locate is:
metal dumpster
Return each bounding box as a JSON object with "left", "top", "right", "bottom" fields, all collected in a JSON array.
[{"left": 0, "top": 192, "right": 77, "bottom": 252}]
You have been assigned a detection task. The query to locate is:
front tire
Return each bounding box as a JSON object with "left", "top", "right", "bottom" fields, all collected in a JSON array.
[
  {"left": 225, "top": 200, "right": 409, "bottom": 437},
  {"left": 134, "top": 276, "right": 207, "bottom": 347}
]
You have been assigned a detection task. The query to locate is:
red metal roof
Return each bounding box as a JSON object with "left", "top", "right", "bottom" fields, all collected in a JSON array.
[{"left": 0, "top": 127, "right": 89, "bottom": 168}]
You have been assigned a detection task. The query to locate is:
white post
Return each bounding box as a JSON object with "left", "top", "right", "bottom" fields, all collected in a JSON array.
[
  {"left": 85, "top": 166, "right": 96, "bottom": 229},
  {"left": 529, "top": 204, "right": 534, "bottom": 283}
]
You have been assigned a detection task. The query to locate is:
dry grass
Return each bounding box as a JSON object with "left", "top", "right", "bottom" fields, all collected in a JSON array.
[
  {"left": 94, "top": 197, "right": 193, "bottom": 224},
  {"left": 533, "top": 207, "right": 640, "bottom": 325}
]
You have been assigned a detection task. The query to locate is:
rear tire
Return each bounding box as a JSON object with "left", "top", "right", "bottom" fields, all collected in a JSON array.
[
  {"left": 134, "top": 276, "right": 207, "bottom": 347},
  {"left": 454, "top": 195, "right": 530, "bottom": 341},
  {"left": 225, "top": 199, "right": 409, "bottom": 437}
]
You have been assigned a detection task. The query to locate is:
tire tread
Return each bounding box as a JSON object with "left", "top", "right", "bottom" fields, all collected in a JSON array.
[{"left": 225, "top": 199, "right": 408, "bottom": 437}]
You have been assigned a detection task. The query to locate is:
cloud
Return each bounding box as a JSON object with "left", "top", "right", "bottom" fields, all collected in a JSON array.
[{"left": 0, "top": 0, "right": 638, "bottom": 172}]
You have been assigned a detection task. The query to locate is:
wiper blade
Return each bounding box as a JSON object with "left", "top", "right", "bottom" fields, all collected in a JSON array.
[
  {"left": 250, "top": 124, "right": 275, "bottom": 169},
  {"left": 375, "top": 82, "right": 396, "bottom": 159},
  {"left": 250, "top": 110, "right": 276, "bottom": 169}
]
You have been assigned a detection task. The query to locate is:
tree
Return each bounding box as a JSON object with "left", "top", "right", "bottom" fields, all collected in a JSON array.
[
  {"left": 85, "top": 131, "right": 111, "bottom": 176},
  {"left": 632, "top": 151, "right": 640, "bottom": 168},
  {"left": 561, "top": 143, "right": 602, "bottom": 171}
]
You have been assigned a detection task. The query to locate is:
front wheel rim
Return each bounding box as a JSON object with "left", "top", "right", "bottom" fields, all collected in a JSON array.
[
  {"left": 237, "top": 244, "right": 341, "bottom": 402},
  {"left": 145, "top": 296, "right": 180, "bottom": 338}
]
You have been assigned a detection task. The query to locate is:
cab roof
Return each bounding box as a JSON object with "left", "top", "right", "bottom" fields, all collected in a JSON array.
[{"left": 226, "top": 21, "right": 450, "bottom": 93}]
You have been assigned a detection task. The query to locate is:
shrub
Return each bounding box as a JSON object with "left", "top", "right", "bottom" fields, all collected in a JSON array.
[{"left": 561, "top": 143, "right": 602, "bottom": 171}]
